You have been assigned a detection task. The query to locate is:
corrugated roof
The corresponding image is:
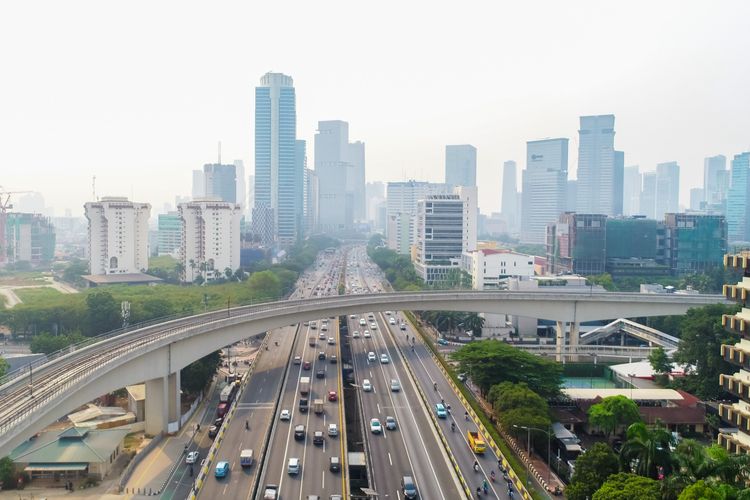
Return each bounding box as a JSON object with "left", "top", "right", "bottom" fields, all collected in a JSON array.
[
  {"left": 563, "top": 388, "right": 684, "bottom": 401},
  {"left": 81, "top": 273, "right": 162, "bottom": 285},
  {"left": 10, "top": 426, "right": 130, "bottom": 465}
]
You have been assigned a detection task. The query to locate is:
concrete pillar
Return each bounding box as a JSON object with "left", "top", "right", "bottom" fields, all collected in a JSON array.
[
  {"left": 145, "top": 376, "right": 168, "bottom": 437},
  {"left": 569, "top": 322, "right": 580, "bottom": 363},
  {"left": 555, "top": 321, "right": 565, "bottom": 363},
  {"left": 168, "top": 371, "right": 181, "bottom": 425}
]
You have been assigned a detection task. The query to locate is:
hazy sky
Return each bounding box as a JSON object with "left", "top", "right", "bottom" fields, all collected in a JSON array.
[{"left": 2, "top": 0, "right": 749, "bottom": 216}]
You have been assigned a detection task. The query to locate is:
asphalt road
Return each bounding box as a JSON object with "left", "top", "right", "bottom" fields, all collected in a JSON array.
[{"left": 348, "top": 247, "right": 462, "bottom": 500}]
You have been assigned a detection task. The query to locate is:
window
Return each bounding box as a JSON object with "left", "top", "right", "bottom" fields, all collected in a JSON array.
[{"left": 109, "top": 256, "right": 118, "bottom": 269}]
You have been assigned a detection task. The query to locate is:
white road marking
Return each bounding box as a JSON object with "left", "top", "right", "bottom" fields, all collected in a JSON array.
[{"left": 388, "top": 452, "right": 393, "bottom": 466}]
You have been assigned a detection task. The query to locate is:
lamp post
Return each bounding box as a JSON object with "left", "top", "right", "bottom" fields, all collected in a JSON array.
[
  {"left": 628, "top": 373, "right": 635, "bottom": 399},
  {"left": 514, "top": 424, "right": 552, "bottom": 486}
]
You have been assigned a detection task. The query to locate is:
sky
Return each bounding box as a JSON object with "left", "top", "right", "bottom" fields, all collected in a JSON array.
[{"left": 1, "top": 0, "right": 749, "bottom": 216}]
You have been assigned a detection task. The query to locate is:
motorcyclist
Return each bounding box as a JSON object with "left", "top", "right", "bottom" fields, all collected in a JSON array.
[
  {"left": 245, "top": 420, "right": 249, "bottom": 430},
  {"left": 465, "top": 411, "right": 469, "bottom": 421},
  {"left": 433, "top": 382, "right": 438, "bottom": 391},
  {"left": 473, "top": 460, "right": 479, "bottom": 472},
  {"left": 451, "top": 422, "right": 455, "bottom": 432},
  {"left": 490, "top": 470, "right": 496, "bottom": 482},
  {"left": 483, "top": 479, "right": 488, "bottom": 494}
]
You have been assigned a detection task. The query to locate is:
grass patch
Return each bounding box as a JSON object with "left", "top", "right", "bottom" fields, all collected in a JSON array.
[
  {"left": 0, "top": 272, "right": 47, "bottom": 287},
  {"left": 149, "top": 255, "right": 179, "bottom": 271},
  {"left": 14, "top": 287, "right": 63, "bottom": 306}
]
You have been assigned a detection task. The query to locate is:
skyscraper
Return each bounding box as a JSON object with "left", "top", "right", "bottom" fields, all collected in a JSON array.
[
  {"left": 191, "top": 170, "right": 205, "bottom": 199},
  {"left": 655, "top": 162, "right": 680, "bottom": 219},
  {"left": 445, "top": 145, "right": 477, "bottom": 187},
  {"left": 623, "top": 166, "right": 642, "bottom": 216},
  {"left": 521, "top": 138, "right": 568, "bottom": 244},
  {"left": 640, "top": 171, "right": 657, "bottom": 219},
  {"left": 704, "top": 155, "right": 728, "bottom": 210},
  {"left": 727, "top": 152, "right": 750, "bottom": 242},
  {"left": 690, "top": 188, "right": 705, "bottom": 211},
  {"left": 234, "top": 160, "right": 246, "bottom": 213},
  {"left": 253, "top": 72, "right": 299, "bottom": 247},
  {"left": 303, "top": 167, "right": 318, "bottom": 233},
  {"left": 294, "top": 139, "right": 307, "bottom": 238},
  {"left": 203, "top": 163, "right": 237, "bottom": 203},
  {"left": 500, "top": 161, "right": 518, "bottom": 233},
  {"left": 614, "top": 150, "right": 625, "bottom": 215},
  {"left": 576, "top": 115, "right": 617, "bottom": 215},
  {"left": 85, "top": 197, "right": 151, "bottom": 275},
  {"left": 386, "top": 181, "right": 450, "bottom": 253},
  {"left": 179, "top": 200, "right": 241, "bottom": 282}
]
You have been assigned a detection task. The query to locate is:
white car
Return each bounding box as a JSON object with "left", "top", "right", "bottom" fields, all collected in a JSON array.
[
  {"left": 380, "top": 353, "right": 390, "bottom": 364},
  {"left": 352, "top": 330, "right": 360, "bottom": 338},
  {"left": 350, "top": 314, "right": 356, "bottom": 319},
  {"left": 186, "top": 451, "right": 200, "bottom": 464},
  {"left": 370, "top": 418, "right": 382, "bottom": 434},
  {"left": 328, "top": 336, "right": 335, "bottom": 345},
  {"left": 367, "top": 352, "right": 376, "bottom": 362},
  {"left": 364, "top": 330, "right": 371, "bottom": 338},
  {"left": 328, "top": 423, "right": 339, "bottom": 436},
  {"left": 389, "top": 317, "right": 396, "bottom": 325},
  {"left": 359, "top": 318, "right": 366, "bottom": 326},
  {"left": 280, "top": 409, "right": 291, "bottom": 421},
  {"left": 370, "top": 322, "right": 378, "bottom": 330},
  {"left": 385, "top": 311, "right": 392, "bottom": 316},
  {"left": 362, "top": 379, "right": 372, "bottom": 392}
]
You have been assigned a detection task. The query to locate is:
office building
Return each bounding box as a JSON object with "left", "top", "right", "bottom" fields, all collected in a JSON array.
[
  {"left": 500, "top": 161, "right": 518, "bottom": 233},
  {"left": 178, "top": 199, "right": 241, "bottom": 282},
  {"left": 234, "top": 160, "right": 246, "bottom": 212},
  {"left": 253, "top": 72, "right": 300, "bottom": 247},
  {"left": 413, "top": 194, "right": 466, "bottom": 285},
  {"left": 246, "top": 175, "right": 255, "bottom": 221},
  {"left": 157, "top": 212, "right": 182, "bottom": 257},
  {"left": 521, "top": 138, "right": 569, "bottom": 244},
  {"left": 640, "top": 172, "right": 657, "bottom": 219},
  {"left": 690, "top": 188, "right": 706, "bottom": 211},
  {"left": 303, "top": 167, "right": 318, "bottom": 233},
  {"left": 191, "top": 170, "right": 205, "bottom": 199},
  {"left": 623, "top": 166, "right": 642, "bottom": 216},
  {"left": 386, "top": 181, "right": 450, "bottom": 253},
  {"left": 566, "top": 180, "right": 578, "bottom": 212},
  {"left": 576, "top": 115, "right": 618, "bottom": 215},
  {"left": 366, "top": 181, "right": 385, "bottom": 225},
  {"left": 605, "top": 217, "right": 668, "bottom": 276},
  {"left": 704, "top": 155, "right": 728, "bottom": 208},
  {"left": 663, "top": 213, "right": 726, "bottom": 275},
  {"left": 546, "top": 213, "right": 607, "bottom": 275},
  {"left": 348, "top": 140, "right": 366, "bottom": 222},
  {"left": 728, "top": 152, "right": 750, "bottom": 242},
  {"left": 461, "top": 249, "right": 534, "bottom": 290},
  {"left": 84, "top": 197, "right": 151, "bottom": 275},
  {"left": 445, "top": 145, "right": 477, "bottom": 187},
  {"left": 1, "top": 213, "right": 55, "bottom": 267},
  {"left": 203, "top": 163, "right": 237, "bottom": 204},
  {"left": 614, "top": 150, "right": 625, "bottom": 215},
  {"left": 655, "top": 162, "right": 680, "bottom": 219}
]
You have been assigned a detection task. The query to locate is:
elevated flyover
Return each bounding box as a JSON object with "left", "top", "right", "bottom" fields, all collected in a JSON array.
[{"left": 0, "top": 290, "right": 725, "bottom": 455}]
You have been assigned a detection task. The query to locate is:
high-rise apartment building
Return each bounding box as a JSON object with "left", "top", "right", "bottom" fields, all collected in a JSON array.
[
  {"left": 303, "top": 167, "right": 318, "bottom": 233},
  {"left": 178, "top": 199, "right": 241, "bottom": 282},
  {"left": 84, "top": 197, "right": 151, "bottom": 275},
  {"left": 623, "top": 166, "right": 642, "bottom": 216},
  {"left": 445, "top": 145, "right": 477, "bottom": 187},
  {"left": 253, "top": 72, "right": 300, "bottom": 247},
  {"left": 640, "top": 172, "right": 657, "bottom": 219},
  {"left": 705, "top": 155, "right": 728, "bottom": 209},
  {"left": 727, "top": 152, "right": 750, "bottom": 242},
  {"left": 521, "top": 138, "right": 569, "bottom": 244},
  {"left": 576, "top": 115, "right": 618, "bottom": 215},
  {"left": 157, "top": 212, "right": 182, "bottom": 256},
  {"left": 500, "top": 161, "right": 519, "bottom": 233},
  {"left": 204, "top": 163, "right": 237, "bottom": 203},
  {"left": 655, "top": 162, "right": 680, "bottom": 219},
  {"left": 386, "top": 181, "right": 450, "bottom": 253}
]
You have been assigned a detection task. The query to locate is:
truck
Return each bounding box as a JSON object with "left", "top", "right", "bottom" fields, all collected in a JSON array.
[
  {"left": 263, "top": 484, "right": 278, "bottom": 499},
  {"left": 240, "top": 449, "right": 254, "bottom": 467},
  {"left": 216, "top": 402, "right": 229, "bottom": 418},
  {"left": 468, "top": 431, "right": 486, "bottom": 454},
  {"left": 300, "top": 377, "right": 311, "bottom": 396},
  {"left": 313, "top": 398, "right": 324, "bottom": 414},
  {"left": 309, "top": 336, "right": 316, "bottom": 347},
  {"left": 220, "top": 381, "right": 239, "bottom": 403}
]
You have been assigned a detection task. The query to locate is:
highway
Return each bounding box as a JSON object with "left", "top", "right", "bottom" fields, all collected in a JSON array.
[
  {"left": 347, "top": 248, "right": 463, "bottom": 499},
  {"left": 254, "top": 251, "right": 346, "bottom": 500}
]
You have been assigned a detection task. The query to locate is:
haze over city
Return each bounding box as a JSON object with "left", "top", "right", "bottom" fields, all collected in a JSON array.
[{"left": 2, "top": 0, "right": 750, "bottom": 214}]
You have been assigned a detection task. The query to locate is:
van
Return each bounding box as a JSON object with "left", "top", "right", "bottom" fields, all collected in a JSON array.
[
  {"left": 402, "top": 476, "right": 418, "bottom": 499},
  {"left": 240, "top": 449, "right": 254, "bottom": 467},
  {"left": 287, "top": 457, "right": 300, "bottom": 475}
]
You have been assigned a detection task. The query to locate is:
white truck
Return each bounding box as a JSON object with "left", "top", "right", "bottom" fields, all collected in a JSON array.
[
  {"left": 240, "top": 449, "right": 254, "bottom": 467},
  {"left": 263, "top": 484, "right": 278, "bottom": 499},
  {"left": 300, "top": 377, "right": 311, "bottom": 396}
]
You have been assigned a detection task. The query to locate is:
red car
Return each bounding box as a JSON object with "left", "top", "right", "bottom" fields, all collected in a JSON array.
[
  {"left": 303, "top": 361, "right": 311, "bottom": 370},
  {"left": 328, "top": 390, "right": 338, "bottom": 402}
]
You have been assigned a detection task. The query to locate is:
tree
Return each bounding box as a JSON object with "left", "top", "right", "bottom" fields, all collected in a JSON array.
[
  {"left": 566, "top": 443, "right": 620, "bottom": 500},
  {"left": 30, "top": 332, "right": 85, "bottom": 355},
  {"left": 0, "top": 456, "right": 17, "bottom": 490},
  {"left": 452, "top": 339, "right": 562, "bottom": 397},
  {"left": 648, "top": 347, "right": 673, "bottom": 377},
  {"left": 224, "top": 267, "right": 233, "bottom": 280},
  {"left": 463, "top": 313, "right": 485, "bottom": 337},
  {"left": 247, "top": 270, "right": 282, "bottom": 301},
  {"left": 586, "top": 273, "right": 616, "bottom": 291},
  {"left": 62, "top": 259, "right": 88, "bottom": 286},
  {"left": 487, "top": 382, "right": 551, "bottom": 439},
  {"left": 593, "top": 473, "right": 660, "bottom": 500},
  {"left": 0, "top": 357, "right": 8, "bottom": 378},
  {"left": 619, "top": 422, "right": 674, "bottom": 479},
  {"left": 181, "top": 351, "right": 222, "bottom": 394},
  {"left": 588, "top": 395, "right": 641, "bottom": 439},
  {"left": 85, "top": 291, "right": 121, "bottom": 336},
  {"left": 677, "top": 480, "right": 722, "bottom": 500}
]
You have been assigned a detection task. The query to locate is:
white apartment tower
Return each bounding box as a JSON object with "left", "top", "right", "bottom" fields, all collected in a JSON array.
[
  {"left": 84, "top": 197, "right": 151, "bottom": 275},
  {"left": 178, "top": 199, "right": 241, "bottom": 283}
]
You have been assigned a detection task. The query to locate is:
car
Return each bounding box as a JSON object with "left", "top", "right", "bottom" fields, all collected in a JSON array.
[
  {"left": 214, "top": 417, "right": 224, "bottom": 427},
  {"left": 350, "top": 314, "right": 356, "bottom": 319},
  {"left": 367, "top": 352, "right": 376, "bottom": 362},
  {"left": 313, "top": 431, "right": 325, "bottom": 445},
  {"left": 328, "top": 423, "right": 338, "bottom": 436},
  {"left": 386, "top": 416, "right": 397, "bottom": 430},
  {"left": 280, "top": 409, "right": 291, "bottom": 421},
  {"left": 330, "top": 496, "right": 343, "bottom": 500},
  {"left": 287, "top": 457, "right": 300, "bottom": 475},
  {"left": 437, "top": 338, "right": 449, "bottom": 346},
  {"left": 400, "top": 324, "right": 407, "bottom": 331},
  {"left": 370, "top": 322, "right": 378, "bottom": 330},
  {"left": 457, "top": 373, "right": 467, "bottom": 382},
  {"left": 299, "top": 398, "right": 309, "bottom": 412},
  {"left": 359, "top": 318, "right": 366, "bottom": 326},
  {"left": 402, "top": 475, "right": 418, "bottom": 499},
  {"left": 352, "top": 330, "right": 360, "bottom": 338},
  {"left": 294, "top": 424, "right": 305, "bottom": 440},
  {"left": 319, "top": 332, "right": 327, "bottom": 340},
  {"left": 293, "top": 355, "right": 302, "bottom": 364},
  {"left": 318, "top": 352, "right": 326, "bottom": 360},
  {"left": 316, "top": 369, "right": 325, "bottom": 379},
  {"left": 328, "top": 390, "right": 338, "bottom": 402},
  {"left": 389, "top": 317, "right": 396, "bottom": 325},
  {"left": 186, "top": 451, "right": 199, "bottom": 464},
  {"left": 364, "top": 330, "right": 371, "bottom": 338},
  {"left": 362, "top": 379, "right": 372, "bottom": 392},
  {"left": 385, "top": 311, "right": 392, "bottom": 315},
  {"left": 370, "top": 418, "right": 382, "bottom": 434},
  {"left": 435, "top": 403, "right": 447, "bottom": 418},
  {"left": 321, "top": 325, "right": 328, "bottom": 332},
  {"left": 329, "top": 456, "right": 341, "bottom": 472},
  {"left": 330, "top": 354, "right": 338, "bottom": 364},
  {"left": 390, "top": 379, "right": 401, "bottom": 392},
  {"left": 214, "top": 461, "right": 229, "bottom": 478},
  {"left": 303, "top": 361, "right": 311, "bottom": 370},
  {"left": 327, "top": 336, "right": 335, "bottom": 345},
  {"left": 208, "top": 425, "right": 219, "bottom": 438},
  {"left": 380, "top": 353, "right": 390, "bottom": 364}
]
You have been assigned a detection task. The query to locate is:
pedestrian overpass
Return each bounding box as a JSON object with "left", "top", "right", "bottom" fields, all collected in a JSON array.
[
  {"left": 0, "top": 290, "right": 725, "bottom": 455},
  {"left": 580, "top": 318, "right": 680, "bottom": 351}
]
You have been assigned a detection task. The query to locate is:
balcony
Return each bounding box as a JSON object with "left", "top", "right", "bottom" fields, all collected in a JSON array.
[
  {"left": 725, "top": 253, "right": 750, "bottom": 274},
  {"left": 718, "top": 432, "right": 750, "bottom": 455},
  {"left": 719, "top": 403, "right": 750, "bottom": 432},
  {"left": 723, "top": 314, "right": 749, "bottom": 337},
  {"left": 724, "top": 284, "right": 749, "bottom": 304},
  {"left": 720, "top": 374, "right": 750, "bottom": 401},
  {"left": 722, "top": 344, "right": 750, "bottom": 370}
]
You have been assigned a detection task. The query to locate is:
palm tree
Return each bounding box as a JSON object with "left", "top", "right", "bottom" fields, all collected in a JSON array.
[
  {"left": 175, "top": 262, "right": 186, "bottom": 282},
  {"left": 619, "top": 422, "right": 673, "bottom": 479},
  {"left": 463, "top": 313, "right": 485, "bottom": 337},
  {"left": 213, "top": 269, "right": 222, "bottom": 281},
  {"left": 224, "top": 267, "right": 233, "bottom": 280},
  {"left": 188, "top": 259, "right": 196, "bottom": 282}
]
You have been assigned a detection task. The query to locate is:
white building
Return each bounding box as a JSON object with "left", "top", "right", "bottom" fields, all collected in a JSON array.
[
  {"left": 386, "top": 181, "right": 450, "bottom": 254},
  {"left": 178, "top": 199, "right": 241, "bottom": 282},
  {"left": 84, "top": 197, "right": 151, "bottom": 275},
  {"left": 461, "top": 249, "right": 534, "bottom": 290}
]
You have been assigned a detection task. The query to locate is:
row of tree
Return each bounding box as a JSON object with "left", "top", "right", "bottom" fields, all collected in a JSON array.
[
  {"left": 585, "top": 266, "right": 741, "bottom": 294},
  {"left": 418, "top": 310, "right": 486, "bottom": 337}
]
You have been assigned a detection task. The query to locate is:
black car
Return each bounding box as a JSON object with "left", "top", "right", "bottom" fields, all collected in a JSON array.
[
  {"left": 316, "top": 370, "right": 325, "bottom": 379},
  {"left": 313, "top": 431, "right": 324, "bottom": 445},
  {"left": 294, "top": 424, "right": 305, "bottom": 440},
  {"left": 329, "top": 456, "right": 340, "bottom": 472},
  {"left": 330, "top": 355, "right": 338, "bottom": 364},
  {"left": 299, "top": 398, "right": 309, "bottom": 412},
  {"left": 318, "top": 351, "right": 326, "bottom": 360},
  {"left": 208, "top": 425, "right": 219, "bottom": 438}
]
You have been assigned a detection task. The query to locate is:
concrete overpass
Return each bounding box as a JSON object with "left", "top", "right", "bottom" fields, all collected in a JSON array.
[{"left": 0, "top": 290, "right": 725, "bottom": 455}]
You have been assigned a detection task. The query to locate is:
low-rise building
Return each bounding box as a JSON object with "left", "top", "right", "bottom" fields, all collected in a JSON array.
[{"left": 461, "top": 249, "right": 534, "bottom": 290}]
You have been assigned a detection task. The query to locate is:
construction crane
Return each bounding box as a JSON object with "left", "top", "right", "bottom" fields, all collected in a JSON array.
[{"left": 0, "top": 186, "right": 33, "bottom": 215}]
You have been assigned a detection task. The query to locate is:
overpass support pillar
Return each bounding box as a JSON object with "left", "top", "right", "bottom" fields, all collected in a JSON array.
[
  {"left": 555, "top": 321, "right": 565, "bottom": 363},
  {"left": 569, "top": 322, "right": 580, "bottom": 362},
  {"left": 168, "top": 371, "right": 181, "bottom": 426},
  {"left": 145, "top": 376, "right": 168, "bottom": 436}
]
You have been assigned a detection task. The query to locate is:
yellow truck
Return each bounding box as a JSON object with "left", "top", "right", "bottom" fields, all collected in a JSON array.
[{"left": 468, "top": 431, "right": 486, "bottom": 454}]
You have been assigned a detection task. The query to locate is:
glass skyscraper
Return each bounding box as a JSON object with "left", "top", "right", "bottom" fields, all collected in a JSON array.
[
  {"left": 253, "top": 72, "right": 300, "bottom": 247},
  {"left": 576, "top": 115, "right": 618, "bottom": 216},
  {"left": 521, "top": 138, "right": 568, "bottom": 244},
  {"left": 727, "top": 152, "right": 750, "bottom": 242},
  {"left": 445, "top": 145, "right": 477, "bottom": 187}
]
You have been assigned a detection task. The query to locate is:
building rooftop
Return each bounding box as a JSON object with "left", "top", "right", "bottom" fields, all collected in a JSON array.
[
  {"left": 126, "top": 384, "right": 145, "bottom": 402},
  {"left": 563, "top": 388, "right": 685, "bottom": 402},
  {"left": 10, "top": 426, "right": 131, "bottom": 465},
  {"left": 81, "top": 273, "right": 162, "bottom": 286}
]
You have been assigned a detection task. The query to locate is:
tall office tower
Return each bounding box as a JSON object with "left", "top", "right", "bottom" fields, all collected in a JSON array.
[
  {"left": 413, "top": 194, "right": 468, "bottom": 285},
  {"left": 84, "top": 197, "right": 151, "bottom": 275},
  {"left": 576, "top": 115, "right": 617, "bottom": 215},
  {"left": 246, "top": 175, "right": 255, "bottom": 220},
  {"left": 614, "top": 150, "right": 625, "bottom": 215},
  {"left": 253, "top": 72, "right": 299, "bottom": 247},
  {"left": 386, "top": 181, "right": 450, "bottom": 253},
  {"left": 566, "top": 180, "right": 577, "bottom": 212},
  {"left": 203, "top": 163, "right": 237, "bottom": 203},
  {"left": 521, "top": 138, "right": 569, "bottom": 244},
  {"left": 641, "top": 172, "right": 657, "bottom": 219},
  {"left": 157, "top": 212, "right": 182, "bottom": 256},
  {"left": 366, "top": 181, "right": 385, "bottom": 223},
  {"left": 690, "top": 188, "right": 706, "bottom": 211},
  {"left": 303, "top": 167, "right": 318, "bottom": 233},
  {"left": 655, "top": 162, "right": 680, "bottom": 219},
  {"left": 347, "top": 140, "right": 366, "bottom": 222},
  {"left": 727, "top": 152, "right": 750, "bottom": 242},
  {"left": 178, "top": 199, "right": 241, "bottom": 282},
  {"left": 191, "top": 170, "right": 205, "bottom": 199},
  {"left": 445, "top": 145, "right": 477, "bottom": 187},
  {"left": 623, "top": 166, "right": 642, "bottom": 215},
  {"left": 704, "top": 155, "right": 728, "bottom": 209},
  {"left": 294, "top": 140, "right": 307, "bottom": 238},
  {"left": 500, "top": 161, "right": 518, "bottom": 233},
  {"left": 454, "top": 185, "right": 478, "bottom": 252},
  {"left": 234, "top": 160, "right": 246, "bottom": 212}
]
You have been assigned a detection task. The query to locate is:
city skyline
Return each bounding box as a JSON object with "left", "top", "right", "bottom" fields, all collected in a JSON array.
[{"left": 1, "top": 1, "right": 749, "bottom": 216}]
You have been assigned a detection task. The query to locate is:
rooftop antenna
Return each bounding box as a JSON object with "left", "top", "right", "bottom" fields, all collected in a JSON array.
[{"left": 218, "top": 141, "right": 222, "bottom": 165}]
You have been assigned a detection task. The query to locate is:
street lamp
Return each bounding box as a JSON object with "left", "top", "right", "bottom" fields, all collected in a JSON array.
[
  {"left": 628, "top": 373, "right": 635, "bottom": 399},
  {"left": 513, "top": 424, "right": 552, "bottom": 486}
]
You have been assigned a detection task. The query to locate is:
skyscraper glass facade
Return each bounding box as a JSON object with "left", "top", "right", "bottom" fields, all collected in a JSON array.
[
  {"left": 576, "top": 115, "right": 617, "bottom": 215},
  {"left": 728, "top": 152, "right": 750, "bottom": 243}
]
